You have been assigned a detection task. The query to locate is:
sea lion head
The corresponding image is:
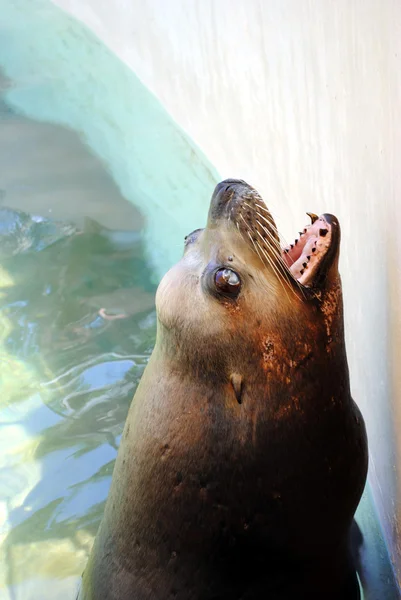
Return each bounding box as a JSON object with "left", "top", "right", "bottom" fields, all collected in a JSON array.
[{"left": 156, "top": 179, "right": 346, "bottom": 405}]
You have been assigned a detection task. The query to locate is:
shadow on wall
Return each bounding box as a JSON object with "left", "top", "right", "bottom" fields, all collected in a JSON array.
[{"left": 0, "top": 0, "right": 219, "bottom": 282}]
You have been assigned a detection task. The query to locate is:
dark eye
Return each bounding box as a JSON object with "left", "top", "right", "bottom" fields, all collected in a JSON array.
[{"left": 214, "top": 268, "right": 241, "bottom": 297}]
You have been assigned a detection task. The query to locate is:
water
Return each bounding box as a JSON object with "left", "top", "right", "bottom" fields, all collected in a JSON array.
[
  {"left": 0, "top": 0, "right": 219, "bottom": 282},
  {"left": 0, "top": 103, "right": 159, "bottom": 600},
  {"left": 0, "top": 54, "right": 162, "bottom": 598}
]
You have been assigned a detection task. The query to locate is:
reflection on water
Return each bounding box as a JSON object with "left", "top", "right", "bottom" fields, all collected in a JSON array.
[
  {"left": 1, "top": 212, "right": 156, "bottom": 599},
  {"left": 0, "top": 0, "right": 218, "bottom": 282},
  {"left": 0, "top": 85, "right": 158, "bottom": 597}
]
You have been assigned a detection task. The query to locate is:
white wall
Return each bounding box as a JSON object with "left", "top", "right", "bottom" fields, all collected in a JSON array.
[{"left": 52, "top": 0, "right": 401, "bottom": 585}]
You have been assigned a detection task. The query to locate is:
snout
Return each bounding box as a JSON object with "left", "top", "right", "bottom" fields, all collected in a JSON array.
[{"left": 208, "top": 179, "right": 254, "bottom": 224}]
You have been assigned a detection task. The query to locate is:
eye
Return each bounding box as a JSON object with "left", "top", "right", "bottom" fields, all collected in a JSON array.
[{"left": 214, "top": 268, "right": 241, "bottom": 297}]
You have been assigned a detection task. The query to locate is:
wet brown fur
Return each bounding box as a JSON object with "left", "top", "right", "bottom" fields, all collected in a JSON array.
[{"left": 79, "top": 181, "right": 368, "bottom": 600}]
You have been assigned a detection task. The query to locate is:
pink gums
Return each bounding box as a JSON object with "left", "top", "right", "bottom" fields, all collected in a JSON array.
[{"left": 282, "top": 216, "right": 332, "bottom": 286}]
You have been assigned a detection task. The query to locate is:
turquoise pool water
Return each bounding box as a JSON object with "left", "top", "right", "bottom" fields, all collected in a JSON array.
[
  {"left": 0, "top": 0, "right": 219, "bottom": 281},
  {"left": 0, "top": 98, "right": 159, "bottom": 598},
  {"left": 0, "top": 215, "right": 154, "bottom": 599}
]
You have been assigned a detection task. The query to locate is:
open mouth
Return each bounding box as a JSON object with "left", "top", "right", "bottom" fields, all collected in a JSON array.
[
  {"left": 209, "top": 179, "right": 339, "bottom": 290},
  {"left": 282, "top": 213, "right": 337, "bottom": 287}
]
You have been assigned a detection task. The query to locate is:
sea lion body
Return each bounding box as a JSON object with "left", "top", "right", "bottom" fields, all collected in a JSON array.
[{"left": 79, "top": 180, "right": 368, "bottom": 599}]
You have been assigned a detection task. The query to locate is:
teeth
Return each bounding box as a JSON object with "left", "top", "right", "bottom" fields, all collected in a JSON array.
[
  {"left": 306, "top": 212, "right": 319, "bottom": 224},
  {"left": 319, "top": 228, "right": 328, "bottom": 237}
]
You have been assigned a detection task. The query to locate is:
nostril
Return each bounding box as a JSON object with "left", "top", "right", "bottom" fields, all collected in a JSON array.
[
  {"left": 209, "top": 179, "right": 253, "bottom": 223},
  {"left": 218, "top": 178, "right": 245, "bottom": 189}
]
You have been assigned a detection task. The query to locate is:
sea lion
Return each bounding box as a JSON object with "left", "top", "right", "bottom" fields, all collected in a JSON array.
[{"left": 78, "top": 179, "right": 368, "bottom": 600}]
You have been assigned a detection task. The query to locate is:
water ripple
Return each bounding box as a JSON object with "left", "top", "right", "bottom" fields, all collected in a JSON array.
[{"left": 0, "top": 208, "right": 157, "bottom": 596}]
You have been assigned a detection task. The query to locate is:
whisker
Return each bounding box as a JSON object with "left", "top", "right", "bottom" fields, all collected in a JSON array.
[
  {"left": 255, "top": 221, "right": 304, "bottom": 298},
  {"left": 254, "top": 218, "right": 282, "bottom": 255},
  {"left": 255, "top": 218, "right": 293, "bottom": 266},
  {"left": 246, "top": 231, "right": 265, "bottom": 265},
  {"left": 243, "top": 202, "right": 278, "bottom": 234},
  {"left": 255, "top": 202, "right": 270, "bottom": 213},
  {"left": 239, "top": 213, "right": 249, "bottom": 229},
  {"left": 256, "top": 203, "right": 291, "bottom": 248},
  {"left": 260, "top": 234, "right": 304, "bottom": 296},
  {"left": 237, "top": 209, "right": 304, "bottom": 299},
  {"left": 256, "top": 220, "right": 280, "bottom": 248},
  {"left": 240, "top": 215, "right": 292, "bottom": 300},
  {"left": 242, "top": 200, "right": 289, "bottom": 249},
  {"left": 247, "top": 231, "right": 281, "bottom": 283},
  {"left": 254, "top": 230, "right": 294, "bottom": 299},
  {"left": 254, "top": 212, "right": 280, "bottom": 242},
  {"left": 240, "top": 215, "right": 279, "bottom": 267},
  {"left": 256, "top": 221, "right": 290, "bottom": 268}
]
